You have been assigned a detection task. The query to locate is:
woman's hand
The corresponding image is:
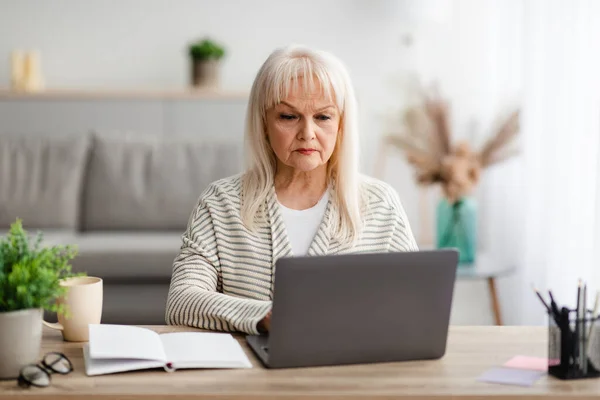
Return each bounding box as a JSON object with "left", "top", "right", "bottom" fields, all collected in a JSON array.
[{"left": 257, "top": 310, "right": 272, "bottom": 333}]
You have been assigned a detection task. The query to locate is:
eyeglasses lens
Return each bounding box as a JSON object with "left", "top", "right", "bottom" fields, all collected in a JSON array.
[
  {"left": 43, "top": 353, "right": 72, "bottom": 374},
  {"left": 21, "top": 365, "right": 50, "bottom": 387}
]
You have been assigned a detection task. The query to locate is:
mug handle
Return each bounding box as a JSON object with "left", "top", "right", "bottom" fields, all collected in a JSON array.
[{"left": 42, "top": 320, "right": 64, "bottom": 331}]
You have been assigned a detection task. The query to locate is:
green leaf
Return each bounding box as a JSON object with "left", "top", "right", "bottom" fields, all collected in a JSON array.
[
  {"left": 189, "top": 37, "right": 226, "bottom": 60},
  {"left": 0, "top": 218, "right": 83, "bottom": 314}
]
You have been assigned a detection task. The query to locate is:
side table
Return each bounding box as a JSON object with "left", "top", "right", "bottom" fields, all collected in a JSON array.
[{"left": 456, "top": 253, "right": 516, "bottom": 325}]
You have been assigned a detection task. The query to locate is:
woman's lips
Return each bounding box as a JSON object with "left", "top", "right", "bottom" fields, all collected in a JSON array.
[{"left": 296, "top": 149, "right": 316, "bottom": 155}]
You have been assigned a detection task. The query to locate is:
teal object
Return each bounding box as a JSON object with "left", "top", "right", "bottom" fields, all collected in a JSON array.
[{"left": 436, "top": 197, "right": 477, "bottom": 264}]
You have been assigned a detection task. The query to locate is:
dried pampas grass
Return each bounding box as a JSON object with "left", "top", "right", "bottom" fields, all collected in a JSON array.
[{"left": 386, "top": 87, "right": 520, "bottom": 204}]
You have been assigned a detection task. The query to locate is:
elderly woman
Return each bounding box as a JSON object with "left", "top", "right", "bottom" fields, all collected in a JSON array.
[{"left": 165, "top": 45, "right": 417, "bottom": 335}]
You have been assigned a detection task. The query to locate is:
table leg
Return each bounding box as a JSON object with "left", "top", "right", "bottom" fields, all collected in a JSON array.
[{"left": 487, "top": 277, "right": 503, "bottom": 325}]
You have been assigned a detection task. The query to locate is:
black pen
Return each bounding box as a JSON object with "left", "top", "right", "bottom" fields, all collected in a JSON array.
[
  {"left": 575, "top": 279, "right": 582, "bottom": 369},
  {"left": 548, "top": 290, "right": 561, "bottom": 321},
  {"left": 583, "top": 282, "right": 588, "bottom": 374},
  {"left": 533, "top": 287, "right": 552, "bottom": 314}
]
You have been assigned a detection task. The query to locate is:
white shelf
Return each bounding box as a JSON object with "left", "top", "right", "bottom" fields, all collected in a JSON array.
[{"left": 0, "top": 87, "right": 249, "bottom": 100}]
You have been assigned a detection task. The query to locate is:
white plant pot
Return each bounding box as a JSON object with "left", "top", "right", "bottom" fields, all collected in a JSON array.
[
  {"left": 191, "top": 59, "right": 220, "bottom": 88},
  {"left": 0, "top": 308, "right": 43, "bottom": 379}
]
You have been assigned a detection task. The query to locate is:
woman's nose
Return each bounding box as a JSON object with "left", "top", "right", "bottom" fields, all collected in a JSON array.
[{"left": 297, "top": 119, "right": 316, "bottom": 141}]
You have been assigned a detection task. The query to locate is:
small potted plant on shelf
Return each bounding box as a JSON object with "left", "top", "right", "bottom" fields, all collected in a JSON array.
[
  {"left": 188, "top": 37, "right": 226, "bottom": 89},
  {"left": 0, "top": 219, "right": 80, "bottom": 379}
]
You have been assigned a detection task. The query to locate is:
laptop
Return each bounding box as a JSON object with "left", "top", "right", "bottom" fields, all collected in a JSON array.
[{"left": 246, "top": 249, "right": 459, "bottom": 369}]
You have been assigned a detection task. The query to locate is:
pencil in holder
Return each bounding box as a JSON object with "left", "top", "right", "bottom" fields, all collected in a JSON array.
[{"left": 548, "top": 310, "right": 600, "bottom": 380}]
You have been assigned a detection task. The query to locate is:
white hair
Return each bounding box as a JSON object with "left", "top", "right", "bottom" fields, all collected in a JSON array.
[{"left": 241, "top": 44, "right": 363, "bottom": 244}]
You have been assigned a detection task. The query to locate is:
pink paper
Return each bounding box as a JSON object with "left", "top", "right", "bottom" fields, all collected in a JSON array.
[{"left": 503, "top": 356, "right": 548, "bottom": 372}]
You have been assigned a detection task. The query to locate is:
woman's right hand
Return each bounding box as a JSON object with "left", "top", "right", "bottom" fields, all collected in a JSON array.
[{"left": 257, "top": 310, "right": 272, "bottom": 333}]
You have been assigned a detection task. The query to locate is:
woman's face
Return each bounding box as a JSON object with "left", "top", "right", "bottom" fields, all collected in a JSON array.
[{"left": 265, "top": 78, "right": 340, "bottom": 174}]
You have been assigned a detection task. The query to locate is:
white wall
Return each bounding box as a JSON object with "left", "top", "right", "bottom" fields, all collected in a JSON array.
[{"left": 0, "top": 0, "right": 526, "bottom": 324}]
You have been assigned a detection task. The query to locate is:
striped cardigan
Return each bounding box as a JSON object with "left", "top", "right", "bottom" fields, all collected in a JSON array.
[{"left": 165, "top": 174, "right": 418, "bottom": 334}]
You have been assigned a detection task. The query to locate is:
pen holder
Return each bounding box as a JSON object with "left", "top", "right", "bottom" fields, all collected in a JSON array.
[{"left": 548, "top": 310, "right": 600, "bottom": 380}]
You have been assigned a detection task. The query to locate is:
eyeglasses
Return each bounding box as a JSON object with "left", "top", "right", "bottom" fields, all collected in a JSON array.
[{"left": 18, "top": 352, "right": 73, "bottom": 388}]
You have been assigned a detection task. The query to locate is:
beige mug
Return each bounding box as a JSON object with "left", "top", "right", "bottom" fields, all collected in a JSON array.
[{"left": 43, "top": 276, "right": 103, "bottom": 342}]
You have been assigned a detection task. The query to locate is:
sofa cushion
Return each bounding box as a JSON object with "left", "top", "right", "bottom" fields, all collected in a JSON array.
[
  {"left": 0, "top": 133, "right": 91, "bottom": 230},
  {"left": 0, "top": 229, "right": 183, "bottom": 281},
  {"left": 81, "top": 133, "right": 243, "bottom": 231},
  {"left": 100, "top": 283, "right": 170, "bottom": 324},
  {"left": 69, "top": 232, "right": 182, "bottom": 281}
]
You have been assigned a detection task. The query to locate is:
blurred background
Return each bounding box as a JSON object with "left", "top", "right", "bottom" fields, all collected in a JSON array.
[{"left": 1, "top": 0, "right": 599, "bottom": 326}]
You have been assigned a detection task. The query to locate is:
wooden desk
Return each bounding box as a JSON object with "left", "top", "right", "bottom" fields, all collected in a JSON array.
[{"left": 1, "top": 326, "right": 599, "bottom": 399}]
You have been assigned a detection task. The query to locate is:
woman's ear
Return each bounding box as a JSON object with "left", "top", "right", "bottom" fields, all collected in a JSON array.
[{"left": 337, "top": 114, "right": 344, "bottom": 138}]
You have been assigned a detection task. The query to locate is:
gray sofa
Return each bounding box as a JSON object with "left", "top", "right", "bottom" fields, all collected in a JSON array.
[{"left": 0, "top": 132, "right": 242, "bottom": 324}]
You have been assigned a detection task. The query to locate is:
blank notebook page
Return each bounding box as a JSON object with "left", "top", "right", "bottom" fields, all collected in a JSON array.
[
  {"left": 159, "top": 332, "right": 252, "bottom": 369},
  {"left": 89, "top": 324, "right": 167, "bottom": 362}
]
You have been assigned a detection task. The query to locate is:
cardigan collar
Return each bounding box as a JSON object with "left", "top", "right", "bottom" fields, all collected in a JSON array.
[{"left": 266, "top": 183, "right": 334, "bottom": 278}]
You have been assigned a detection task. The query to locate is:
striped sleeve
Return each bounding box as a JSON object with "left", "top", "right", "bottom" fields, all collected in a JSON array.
[{"left": 165, "top": 197, "right": 272, "bottom": 335}]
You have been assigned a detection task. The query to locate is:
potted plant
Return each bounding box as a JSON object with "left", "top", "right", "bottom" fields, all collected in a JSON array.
[
  {"left": 0, "top": 219, "right": 79, "bottom": 379},
  {"left": 188, "top": 37, "right": 226, "bottom": 89}
]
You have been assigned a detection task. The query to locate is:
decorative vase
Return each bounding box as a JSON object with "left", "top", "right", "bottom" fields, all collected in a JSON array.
[
  {"left": 0, "top": 308, "right": 43, "bottom": 379},
  {"left": 436, "top": 197, "right": 477, "bottom": 264},
  {"left": 22, "top": 50, "right": 44, "bottom": 92},
  {"left": 10, "top": 50, "right": 25, "bottom": 91},
  {"left": 191, "top": 59, "right": 220, "bottom": 88}
]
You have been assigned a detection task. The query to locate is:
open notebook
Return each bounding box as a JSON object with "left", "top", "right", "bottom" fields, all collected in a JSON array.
[{"left": 83, "top": 324, "right": 252, "bottom": 376}]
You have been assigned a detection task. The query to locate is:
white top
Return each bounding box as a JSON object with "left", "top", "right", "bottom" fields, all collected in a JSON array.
[{"left": 278, "top": 191, "right": 330, "bottom": 256}]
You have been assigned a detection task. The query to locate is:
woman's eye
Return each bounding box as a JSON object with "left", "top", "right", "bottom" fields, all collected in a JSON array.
[
  {"left": 279, "top": 114, "right": 297, "bottom": 120},
  {"left": 316, "top": 114, "right": 331, "bottom": 121}
]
